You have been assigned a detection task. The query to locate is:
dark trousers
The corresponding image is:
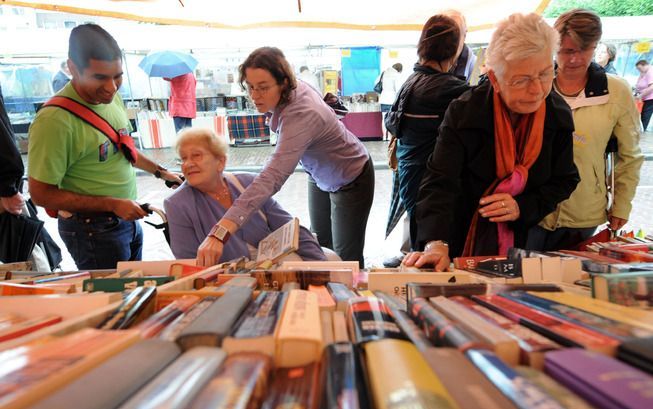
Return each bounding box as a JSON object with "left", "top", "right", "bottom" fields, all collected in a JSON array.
[
  {"left": 58, "top": 215, "right": 143, "bottom": 270},
  {"left": 524, "top": 224, "right": 596, "bottom": 252},
  {"left": 641, "top": 99, "right": 653, "bottom": 131},
  {"left": 173, "top": 117, "right": 193, "bottom": 133},
  {"left": 308, "top": 157, "right": 375, "bottom": 267}
]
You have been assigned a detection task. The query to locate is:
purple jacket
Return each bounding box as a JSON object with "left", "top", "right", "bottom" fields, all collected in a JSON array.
[{"left": 164, "top": 172, "right": 325, "bottom": 262}]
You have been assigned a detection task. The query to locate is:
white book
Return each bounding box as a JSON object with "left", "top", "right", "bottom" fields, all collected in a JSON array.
[{"left": 256, "top": 218, "right": 300, "bottom": 263}]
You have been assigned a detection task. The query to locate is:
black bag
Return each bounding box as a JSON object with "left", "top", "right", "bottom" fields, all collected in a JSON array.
[
  {"left": 374, "top": 72, "right": 384, "bottom": 93},
  {"left": 0, "top": 209, "right": 43, "bottom": 263},
  {"left": 25, "top": 199, "right": 62, "bottom": 270}
]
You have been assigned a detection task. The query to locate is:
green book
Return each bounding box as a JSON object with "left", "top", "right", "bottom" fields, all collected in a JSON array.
[{"left": 82, "top": 276, "right": 174, "bottom": 292}]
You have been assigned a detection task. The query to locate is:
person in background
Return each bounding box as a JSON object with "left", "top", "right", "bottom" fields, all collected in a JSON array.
[
  {"left": 195, "top": 47, "right": 374, "bottom": 268},
  {"left": 0, "top": 84, "right": 24, "bottom": 215},
  {"left": 298, "top": 66, "right": 321, "bottom": 94},
  {"left": 532, "top": 9, "right": 643, "bottom": 251},
  {"left": 52, "top": 61, "right": 71, "bottom": 93},
  {"left": 636, "top": 60, "right": 653, "bottom": 132},
  {"left": 403, "top": 12, "right": 580, "bottom": 270},
  {"left": 385, "top": 13, "right": 470, "bottom": 251},
  {"left": 165, "top": 128, "right": 326, "bottom": 262},
  {"left": 378, "top": 63, "right": 404, "bottom": 113},
  {"left": 164, "top": 72, "right": 197, "bottom": 133},
  {"left": 28, "top": 24, "right": 182, "bottom": 270},
  {"left": 595, "top": 42, "right": 617, "bottom": 75},
  {"left": 443, "top": 9, "right": 477, "bottom": 82}
]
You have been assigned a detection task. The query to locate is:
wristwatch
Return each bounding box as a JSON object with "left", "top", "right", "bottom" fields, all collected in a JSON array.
[
  {"left": 209, "top": 224, "right": 231, "bottom": 244},
  {"left": 424, "top": 240, "right": 449, "bottom": 252},
  {"left": 153, "top": 164, "right": 167, "bottom": 179}
]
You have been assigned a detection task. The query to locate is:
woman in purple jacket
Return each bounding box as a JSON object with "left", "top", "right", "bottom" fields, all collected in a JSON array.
[
  {"left": 164, "top": 128, "right": 325, "bottom": 263},
  {"left": 195, "top": 47, "right": 374, "bottom": 267}
]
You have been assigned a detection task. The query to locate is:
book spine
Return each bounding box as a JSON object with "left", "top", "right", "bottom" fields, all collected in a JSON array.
[
  {"left": 189, "top": 352, "right": 272, "bottom": 409},
  {"left": 158, "top": 297, "right": 217, "bottom": 342},
  {"left": 502, "top": 291, "right": 651, "bottom": 340},
  {"left": 466, "top": 349, "right": 565, "bottom": 409},
  {"left": 227, "top": 291, "right": 287, "bottom": 340},
  {"left": 138, "top": 295, "right": 200, "bottom": 338},
  {"left": 0, "top": 315, "right": 63, "bottom": 343},
  {"left": 250, "top": 270, "right": 333, "bottom": 291},
  {"left": 364, "top": 339, "right": 459, "bottom": 409},
  {"left": 308, "top": 285, "right": 336, "bottom": 312},
  {"left": 275, "top": 290, "right": 322, "bottom": 368},
  {"left": 408, "top": 297, "right": 487, "bottom": 351},
  {"left": 346, "top": 297, "right": 406, "bottom": 344},
  {"left": 82, "top": 276, "right": 174, "bottom": 292},
  {"left": 449, "top": 296, "right": 560, "bottom": 368},
  {"left": 319, "top": 342, "right": 362, "bottom": 409},
  {"left": 327, "top": 282, "right": 357, "bottom": 312},
  {"left": 471, "top": 295, "right": 619, "bottom": 354},
  {"left": 261, "top": 362, "right": 319, "bottom": 409}
]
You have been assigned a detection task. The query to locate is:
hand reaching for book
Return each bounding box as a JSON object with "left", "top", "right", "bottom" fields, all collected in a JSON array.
[
  {"left": 478, "top": 193, "right": 520, "bottom": 222},
  {"left": 402, "top": 243, "right": 451, "bottom": 271},
  {"left": 197, "top": 235, "right": 224, "bottom": 267}
]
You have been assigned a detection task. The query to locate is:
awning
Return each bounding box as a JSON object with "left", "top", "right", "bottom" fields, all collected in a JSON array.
[{"left": 2, "top": 0, "right": 552, "bottom": 31}]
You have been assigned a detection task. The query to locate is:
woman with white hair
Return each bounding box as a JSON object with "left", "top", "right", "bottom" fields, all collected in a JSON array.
[
  {"left": 403, "top": 13, "right": 580, "bottom": 270},
  {"left": 164, "top": 128, "right": 326, "bottom": 263}
]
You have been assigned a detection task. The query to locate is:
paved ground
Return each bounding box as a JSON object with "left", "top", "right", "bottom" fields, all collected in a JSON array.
[{"left": 30, "top": 132, "right": 653, "bottom": 270}]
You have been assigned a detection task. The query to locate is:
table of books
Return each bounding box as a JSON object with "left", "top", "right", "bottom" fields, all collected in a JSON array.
[{"left": 1, "top": 247, "right": 652, "bottom": 409}]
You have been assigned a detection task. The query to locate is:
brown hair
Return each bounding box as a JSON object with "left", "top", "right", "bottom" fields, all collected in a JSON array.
[
  {"left": 417, "top": 15, "right": 461, "bottom": 65},
  {"left": 239, "top": 47, "right": 297, "bottom": 106},
  {"left": 554, "top": 9, "right": 602, "bottom": 50}
]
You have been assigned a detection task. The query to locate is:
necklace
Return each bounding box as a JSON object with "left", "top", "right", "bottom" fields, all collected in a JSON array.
[
  {"left": 211, "top": 180, "right": 231, "bottom": 202},
  {"left": 554, "top": 78, "right": 584, "bottom": 98}
]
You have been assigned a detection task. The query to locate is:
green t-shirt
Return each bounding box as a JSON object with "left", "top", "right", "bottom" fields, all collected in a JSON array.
[{"left": 28, "top": 83, "right": 137, "bottom": 200}]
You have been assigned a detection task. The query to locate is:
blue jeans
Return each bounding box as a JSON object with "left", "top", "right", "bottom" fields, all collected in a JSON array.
[
  {"left": 308, "top": 157, "right": 375, "bottom": 268},
  {"left": 173, "top": 117, "right": 193, "bottom": 133},
  {"left": 58, "top": 214, "right": 143, "bottom": 270}
]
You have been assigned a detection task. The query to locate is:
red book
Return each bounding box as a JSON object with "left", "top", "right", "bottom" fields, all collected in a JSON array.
[
  {"left": 453, "top": 255, "right": 506, "bottom": 270},
  {"left": 0, "top": 315, "right": 63, "bottom": 342},
  {"left": 471, "top": 294, "right": 619, "bottom": 356},
  {"left": 598, "top": 246, "right": 653, "bottom": 262}
]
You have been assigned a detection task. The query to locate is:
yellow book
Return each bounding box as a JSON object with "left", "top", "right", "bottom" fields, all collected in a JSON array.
[
  {"left": 364, "top": 339, "right": 459, "bottom": 409},
  {"left": 0, "top": 328, "right": 139, "bottom": 409},
  {"left": 308, "top": 284, "right": 336, "bottom": 312},
  {"left": 275, "top": 289, "right": 322, "bottom": 368},
  {"left": 529, "top": 291, "right": 653, "bottom": 331}
]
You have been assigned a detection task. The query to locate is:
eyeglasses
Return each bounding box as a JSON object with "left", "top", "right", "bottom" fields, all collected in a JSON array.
[
  {"left": 246, "top": 83, "right": 277, "bottom": 96},
  {"left": 177, "top": 150, "right": 207, "bottom": 165},
  {"left": 507, "top": 70, "right": 554, "bottom": 89},
  {"left": 557, "top": 46, "right": 596, "bottom": 57}
]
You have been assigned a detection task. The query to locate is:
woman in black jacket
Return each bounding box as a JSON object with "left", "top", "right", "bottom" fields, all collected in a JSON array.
[
  {"left": 385, "top": 13, "right": 470, "bottom": 249},
  {"left": 404, "top": 13, "right": 580, "bottom": 271}
]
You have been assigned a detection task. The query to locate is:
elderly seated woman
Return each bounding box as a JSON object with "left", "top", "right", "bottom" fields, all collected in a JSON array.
[
  {"left": 404, "top": 12, "right": 580, "bottom": 271},
  {"left": 164, "top": 128, "right": 326, "bottom": 264}
]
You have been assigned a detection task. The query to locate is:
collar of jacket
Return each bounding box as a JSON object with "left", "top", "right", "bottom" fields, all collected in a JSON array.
[
  {"left": 454, "top": 80, "right": 574, "bottom": 133},
  {"left": 583, "top": 62, "right": 609, "bottom": 98},
  {"left": 413, "top": 62, "right": 466, "bottom": 80}
]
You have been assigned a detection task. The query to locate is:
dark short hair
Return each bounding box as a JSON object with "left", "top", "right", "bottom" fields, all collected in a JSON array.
[
  {"left": 554, "top": 9, "right": 602, "bottom": 50},
  {"left": 239, "top": 47, "right": 297, "bottom": 106},
  {"left": 636, "top": 60, "right": 649, "bottom": 67},
  {"left": 299, "top": 66, "right": 309, "bottom": 72},
  {"left": 418, "top": 15, "right": 460, "bottom": 64},
  {"left": 60, "top": 61, "right": 67, "bottom": 69},
  {"left": 68, "top": 24, "right": 122, "bottom": 72},
  {"left": 604, "top": 43, "right": 617, "bottom": 62},
  {"left": 392, "top": 63, "right": 403, "bottom": 72}
]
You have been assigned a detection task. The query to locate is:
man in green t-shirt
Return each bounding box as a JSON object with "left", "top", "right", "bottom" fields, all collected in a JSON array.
[{"left": 28, "top": 24, "right": 182, "bottom": 269}]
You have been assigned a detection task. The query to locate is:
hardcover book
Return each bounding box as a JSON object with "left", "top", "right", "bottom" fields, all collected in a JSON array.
[
  {"left": 189, "top": 352, "right": 272, "bottom": 409},
  {"left": 308, "top": 284, "right": 336, "bottom": 312},
  {"left": 96, "top": 286, "right": 157, "bottom": 330},
  {"left": 256, "top": 217, "right": 300, "bottom": 263},
  {"left": 0, "top": 315, "right": 62, "bottom": 343},
  {"left": 137, "top": 295, "right": 200, "bottom": 338},
  {"left": 82, "top": 276, "right": 174, "bottom": 292},
  {"left": 515, "top": 366, "right": 593, "bottom": 409},
  {"left": 326, "top": 282, "right": 357, "bottom": 312},
  {"left": 405, "top": 282, "right": 560, "bottom": 305},
  {"left": 249, "top": 269, "right": 353, "bottom": 290},
  {"left": 159, "top": 297, "right": 217, "bottom": 342},
  {"left": 545, "top": 348, "right": 653, "bottom": 409}
]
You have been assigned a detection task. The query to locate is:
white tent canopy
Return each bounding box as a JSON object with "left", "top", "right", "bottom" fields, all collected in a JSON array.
[{"left": 4, "top": 0, "right": 551, "bottom": 31}]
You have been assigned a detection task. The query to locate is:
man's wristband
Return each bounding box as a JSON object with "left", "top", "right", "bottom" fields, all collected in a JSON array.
[
  {"left": 154, "top": 164, "right": 167, "bottom": 179},
  {"left": 208, "top": 224, "right": 231, "bottom": 244},
  {"left": 424, "top": 240, "right": 449, "bottom": 252}
]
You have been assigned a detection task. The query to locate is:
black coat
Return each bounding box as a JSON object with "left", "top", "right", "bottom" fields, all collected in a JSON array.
[
  {"left": 0, "top": 85, "right": 23, "bottom": 198},
  {"left": 415, "top": 80, "right": 580, "bottom": 257}
]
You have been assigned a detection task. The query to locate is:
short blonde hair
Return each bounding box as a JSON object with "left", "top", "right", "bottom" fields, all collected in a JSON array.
[
  {"left": 487, "top": 13, "right": 559, "bottom": 77},
  {"left": 176, "top": 128, "right": 228, "bottom": 158}
]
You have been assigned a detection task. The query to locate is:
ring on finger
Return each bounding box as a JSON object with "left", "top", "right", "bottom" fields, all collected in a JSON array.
[{"left": 501, "top": 201, "right": 506, "bottom": 208}]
